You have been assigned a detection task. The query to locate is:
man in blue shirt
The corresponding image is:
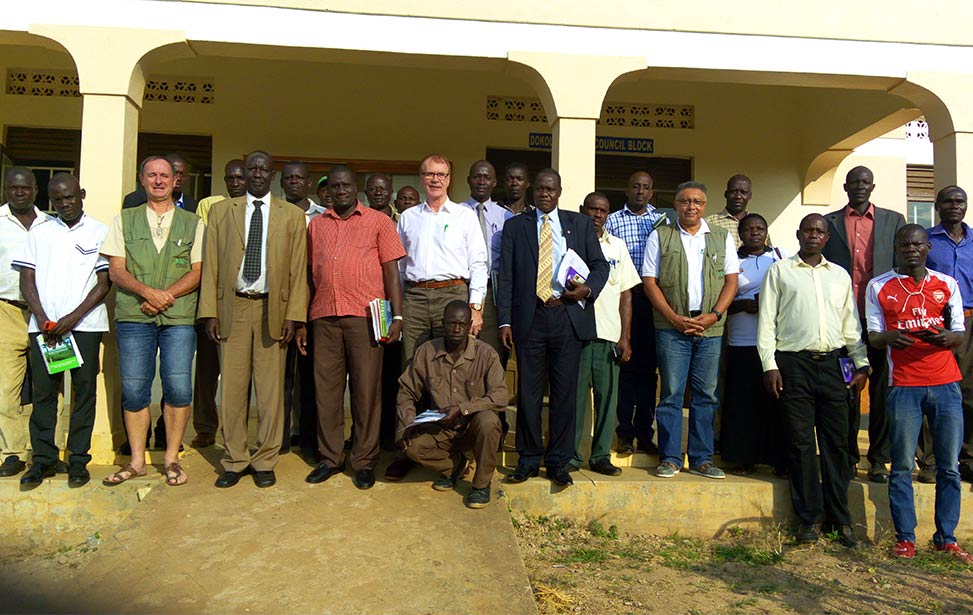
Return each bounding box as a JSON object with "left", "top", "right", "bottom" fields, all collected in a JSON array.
[
  {"left": 604, "top": 171, "right": 673, "bottom": 455},
  {"left": 925, "top": 185, "right": 973, "bottom": 483}
]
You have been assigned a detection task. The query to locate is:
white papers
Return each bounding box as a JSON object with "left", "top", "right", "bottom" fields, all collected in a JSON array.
[
  {"left": 406, "top": 410, "right": 446, "bottom": 429},
  {"left": 556, "top": 248, "right": 590, "bottom": 308}
]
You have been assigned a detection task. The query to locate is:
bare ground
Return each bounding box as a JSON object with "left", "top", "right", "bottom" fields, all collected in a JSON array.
[{"left": 513, "top": 514, "right": 973, "bottom": 615}]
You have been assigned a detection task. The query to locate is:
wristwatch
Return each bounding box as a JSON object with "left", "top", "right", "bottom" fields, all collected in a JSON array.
[
  {"left": 470, "top": 303, "right": 482, "bottom": 311},
  {"left": 710, "top": 308, "right": 724, "bottom": 321}
]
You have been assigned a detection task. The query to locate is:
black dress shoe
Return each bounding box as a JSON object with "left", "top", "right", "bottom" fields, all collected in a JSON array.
[
  {"left": 253, "top": 470, "right": 276, "bottom": 488},
  {"left": 215, "top": 469, "right": 247, "bottom": 488},
  {"left": 506, "top": 465, "right": 539, "bottom": 483},
  {"left": 834, "top": 525, "right": 859, "bottom": 548},
  {"left": 306, "top": 462, "right": 345, "bottom": 484},
  {"left": 20, "top": 464, "right": 55, "bottom": 490},
  {"left": 615, "top": 437, "right": 635, "bottom": 455},
  {"left": 383, "top": 457, "right": 414, "bottom": 481},
  {"left": 353, "top": 468, "right": 375, "bottom": 490},
  {"left": 465, "top": 486, "right": 491, "bottom": 509},
  {"left": 589, "top": 458, "right": 622, "bottom": 476},
  {"left": 795, "top": 523, "right": 820, "bottom": 544},
  {"left": 0, "top": 456, "right": 26, "bottom": 477},
  {"left": 67, "top": 467, "right": 91, "bottom": 488},
  {"left": 548, "top": 466, "right": 574, "bottom": 487}
]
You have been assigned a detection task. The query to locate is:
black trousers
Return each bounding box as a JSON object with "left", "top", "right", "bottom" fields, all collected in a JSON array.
[
  {"left": 848, "top": 322, "right": 890, "bottom": 467},
  {"left": 282, "top": 333, "right": 317, "bottom": 452},
  {"left": 616, "top": 291, "right": 657, "bottom": 446},
  {"left": 28, "top": 332, "right": 102, "bottom": 468},
  {"left": 380, "top": 340, "right": 403, "bottom": 450},
  {"left": 514, "top": 303, "right": 581, "bottom": 469},
  {"left": 719, "top": 345, "right": 785, "bottom": 468},
  {"left": 778, "top": 350, "right": 853, "bottom": 527}
]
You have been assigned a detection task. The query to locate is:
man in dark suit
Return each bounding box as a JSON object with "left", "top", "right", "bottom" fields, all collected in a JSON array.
[
  {"left": 821, "top": 165, "right": 905, "bottom": 483},
  {"left": 498, "top": 168, "right": 609, "bottom": 487},
  {"left": 122, "top": 153, "right": 198, "bottom": 213}
]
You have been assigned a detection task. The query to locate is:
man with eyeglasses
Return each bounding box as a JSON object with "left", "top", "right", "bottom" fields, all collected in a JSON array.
[
  {"left": 642, "top": 181, "right": 738, "bottom": 480},
  {"left": 198, "top": 150, "right": 309, "bottom": 489}
]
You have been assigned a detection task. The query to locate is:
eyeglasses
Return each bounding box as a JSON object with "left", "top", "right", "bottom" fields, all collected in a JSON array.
[
  {"left": 420, "top": 171, "right": 450, "bottom": 180},
  {"left": 674, "top": 198, "right": 706, "bottom": 206}
]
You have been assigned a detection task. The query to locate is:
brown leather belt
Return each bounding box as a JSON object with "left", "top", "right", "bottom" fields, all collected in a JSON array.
[
  {"left": 0, "top": 298, "right": 28, "bottom": 310},
  {"left": 409, "top": 279, "right": 466, "bottom": 290},
  {"left": 235, "top": 291, "right": 269, "bottom": 299},
  {"left": 537, "top": 297, "right": 564, "bottom": 308},
  {"left": 964, "top": 308, "right": 973, "bottom": 319}
]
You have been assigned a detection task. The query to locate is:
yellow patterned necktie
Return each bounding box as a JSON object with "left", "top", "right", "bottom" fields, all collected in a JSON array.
[{"left": 536, "top": 214, "right": 553, "bottom": 302}]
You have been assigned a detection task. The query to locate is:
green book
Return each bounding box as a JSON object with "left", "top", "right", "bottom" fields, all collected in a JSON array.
[{"left": 36, "top": 333, "right": 84, "bottom": 374}]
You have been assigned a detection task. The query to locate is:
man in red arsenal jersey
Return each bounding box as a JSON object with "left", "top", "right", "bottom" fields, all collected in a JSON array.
[{"left": 865, "top": 224, "right": 972, "bottom": 564}]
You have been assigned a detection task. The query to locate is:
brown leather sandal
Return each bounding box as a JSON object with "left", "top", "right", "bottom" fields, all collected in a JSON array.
[
  {"left": 163, "top": 462, "right": 188, "bottom": 486},
  {"left": 102, "top": 463, "right": 146, "bottom": 486}
]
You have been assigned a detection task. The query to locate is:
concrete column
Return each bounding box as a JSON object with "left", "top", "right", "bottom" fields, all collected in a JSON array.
[
  {"left": 508, "top": 52, "right": 646, "bottom": 211},
  {"left": 932, "top": 132, "right": 973, "bottom": 190},
  {"left": 27, "top": 25, "right": 189, "bottom": 463}
]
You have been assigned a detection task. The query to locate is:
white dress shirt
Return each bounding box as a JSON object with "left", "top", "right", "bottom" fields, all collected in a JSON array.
[
  {"left": 236, "top": 192, "right": 270, "bottom": 294},
  {"left": 397, "top": 199, "right": 489, "bottom": 304},
  {"left": 641, "top": 219, "right": 739, "bottom": 311},
  {"left": 305, "top": 202, "right": 326, "bottom": 226},
  {"left": 13, "top": 213, "right": 110, "bottom": 333},
  {"left": 0, "top": 204, "right": 52, "bottom": 301}
]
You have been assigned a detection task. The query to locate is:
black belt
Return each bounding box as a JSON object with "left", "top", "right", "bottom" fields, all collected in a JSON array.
[
  {"left": 235, "top": 291, "right": 269, "bottom": 299},
  {"left": 689, "top": 310, "right": 702, "bottom": 317},
  {"left": 537, "top": 297, "right": 564, "bottom": 308},
  {"left": 793, "top": 349, "right": 840, "bottom": 361},
  {"left": 0, "top": 298, "right": 28, "bottom": 310}
]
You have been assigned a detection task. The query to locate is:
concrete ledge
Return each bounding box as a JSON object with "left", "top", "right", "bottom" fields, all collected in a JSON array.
[{"left": 501, "top": 467, "right": 973, "bottom": 540}]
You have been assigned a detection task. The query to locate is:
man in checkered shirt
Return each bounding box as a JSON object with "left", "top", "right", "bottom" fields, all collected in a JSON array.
[{"left": 604, "top": 171, "right": 673, "bottom": 456}]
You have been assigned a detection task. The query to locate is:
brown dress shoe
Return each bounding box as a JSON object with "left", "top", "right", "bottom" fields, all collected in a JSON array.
[{"left": 191, "top": 432, "right": 216, "bottom": 448}]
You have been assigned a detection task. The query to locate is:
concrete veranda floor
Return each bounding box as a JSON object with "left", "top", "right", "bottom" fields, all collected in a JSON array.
[{"left": 0, "top": 449, "right": 538, "bottom": 615}]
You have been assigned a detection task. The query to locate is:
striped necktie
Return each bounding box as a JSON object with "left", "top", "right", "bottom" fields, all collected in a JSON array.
[{"left": 536, "top": 214, "right": 553, "bottom": 302}]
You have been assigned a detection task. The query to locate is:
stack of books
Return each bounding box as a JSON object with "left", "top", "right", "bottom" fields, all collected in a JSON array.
[{"left": 368, "top": 298, "right": 394, "bottom": 342}]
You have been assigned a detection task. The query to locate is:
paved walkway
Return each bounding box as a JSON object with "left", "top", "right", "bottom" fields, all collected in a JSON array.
[{"left": 7, "top": 450, "right": 537, "bottom": 615}]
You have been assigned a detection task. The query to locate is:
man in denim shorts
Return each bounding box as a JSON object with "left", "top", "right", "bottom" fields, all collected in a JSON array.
[{"left": 100, "top": 155, "right": 205, "bottom": 487}]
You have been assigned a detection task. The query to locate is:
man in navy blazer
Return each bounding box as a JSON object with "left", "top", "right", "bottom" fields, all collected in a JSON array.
[
  {"left": 498, "top": 168, "right": 609, "bottom": 487},
  {"left": 821, "top": 165, "right": 905, "bottom": 483}
]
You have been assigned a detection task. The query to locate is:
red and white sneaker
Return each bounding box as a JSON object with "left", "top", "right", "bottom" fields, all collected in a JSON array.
[
  {"left": 893, "top": 540, "right": 915, "bottom": 558},
  {"left": 935, "top": 542, "right": 973, "bottom": 564}
]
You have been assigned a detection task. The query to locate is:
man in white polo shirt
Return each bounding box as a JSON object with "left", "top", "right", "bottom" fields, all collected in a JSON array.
[
  {"left": 15, "top": 174, "right": 110, "bottom": 489},
  {"left": 0, "top": 167, "right": 52, "bottom": 479}
]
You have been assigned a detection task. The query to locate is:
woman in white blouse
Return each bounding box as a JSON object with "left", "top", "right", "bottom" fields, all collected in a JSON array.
[{"left": 720, "top": 213, "right": 789, "bottom": 475}]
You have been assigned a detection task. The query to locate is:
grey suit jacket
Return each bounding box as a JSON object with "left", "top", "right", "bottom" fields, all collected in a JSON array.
[{"left": 820, "top": 204, "right": 906, "bottom": 278}]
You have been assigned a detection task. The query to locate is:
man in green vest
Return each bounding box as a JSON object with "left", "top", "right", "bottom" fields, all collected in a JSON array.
[
  {"left": 100, "top": 155, "right": 205, "bottom": 487},
  {"left": 641, "top": 181, "right": 739, "bottom": 480}
]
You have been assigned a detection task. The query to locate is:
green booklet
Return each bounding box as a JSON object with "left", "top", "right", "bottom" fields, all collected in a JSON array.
[{"left": 36, "top": 333, "right": 84, "bottom": 374}]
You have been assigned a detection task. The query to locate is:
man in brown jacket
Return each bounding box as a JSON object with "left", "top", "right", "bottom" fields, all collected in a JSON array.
[
  {"left": 397, "top": 300, "right": 508, "bottom": 508},
  {"left": 198, "top": 150, "right": 309, "bottom": 488}
]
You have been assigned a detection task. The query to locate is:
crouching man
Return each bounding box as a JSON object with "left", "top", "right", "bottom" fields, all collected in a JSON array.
[{"left": 397, "top": 300, "right": 508, "bottom": 508}]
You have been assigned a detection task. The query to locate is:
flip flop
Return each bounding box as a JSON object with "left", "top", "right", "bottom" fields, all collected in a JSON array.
[
  {"left": 102, "top": 463, "right": 146, "bottom": 486},
  {"left": 163, "top": 462, "right": 188, "bottom": 487}
]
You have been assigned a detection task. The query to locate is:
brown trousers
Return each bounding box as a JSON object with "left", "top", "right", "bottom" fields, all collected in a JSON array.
[
  {"left": 404, "top": 411, "right": 501, "bottom": 489},
  {"left": 218, "top": 296, "right": 286, "bottom": 472},
  {"left": 312, "top": 316, "right": 383, "bottom": 471},
  {"left": 192, "top": 320, "right": 220, "bottom": 436}
]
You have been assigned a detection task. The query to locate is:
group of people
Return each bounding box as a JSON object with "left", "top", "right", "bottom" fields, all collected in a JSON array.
[{"left": 0, "top": 153, "right": 971, "bottom": 558}]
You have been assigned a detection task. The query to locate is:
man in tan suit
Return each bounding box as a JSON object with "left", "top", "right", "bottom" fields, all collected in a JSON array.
[{"left": 198, "top": 150, "right": 308, "bottom": 488}]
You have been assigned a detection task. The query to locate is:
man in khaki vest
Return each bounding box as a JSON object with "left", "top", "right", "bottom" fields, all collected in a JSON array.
[
  {"left": 642, "top": 181, "right": 738, "bottom": 480},
  {"left": 101, "top": 156, "right": 205, "bottom": 487}
]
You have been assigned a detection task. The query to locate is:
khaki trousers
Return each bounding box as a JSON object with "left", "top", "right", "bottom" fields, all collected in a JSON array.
[
  {"left": 0, "top": 301, "right": 30, "bottom": 460},
  {"left": 312, "top": 316, "right": 383, "bottom": 471},
  {"left": 218, "top": 296, "right": 286, "bottom": 472},
  {"left": 401, "top": 283, "right": 468, "bottom": 363},
  {"left": 404, "top": 411, "right": 501, "bottom": 489}
]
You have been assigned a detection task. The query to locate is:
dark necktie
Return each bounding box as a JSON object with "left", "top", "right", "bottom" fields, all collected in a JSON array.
[{"left": 242, "top": 200, "right": 263, "bottom": 283}]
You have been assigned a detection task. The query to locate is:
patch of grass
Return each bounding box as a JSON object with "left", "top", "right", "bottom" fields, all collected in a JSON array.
[
  {"left": 533, "top": 581, "right": 576, "bottom": 613},
  {"left": 655, "top": 534, "right": 707, "bottom": 570},
  {"left": 561, "top": 547, "right": 609, "bottom": 564},
  {"left": 618, "top": 543, "right": 651, "bottom": 562},
  {"left": 713, "top": 544, "right": 784, "bottom": 566},
  {"left": 727, "top": 526, "right": 746, "bottom": 538},
  {"left": 588, "top": 520, "right": 619, "bottom": 540}
]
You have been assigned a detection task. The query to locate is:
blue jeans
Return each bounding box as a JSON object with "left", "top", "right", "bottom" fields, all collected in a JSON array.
[
  {"left": 887, "top": 383, "right": 964, "bottom": 544},
  {"left": 116, "top": 322, "right": 196, "bottom": 411},
  {"left": 654, "top": 328, "right": 722, "bottom": 467}
]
